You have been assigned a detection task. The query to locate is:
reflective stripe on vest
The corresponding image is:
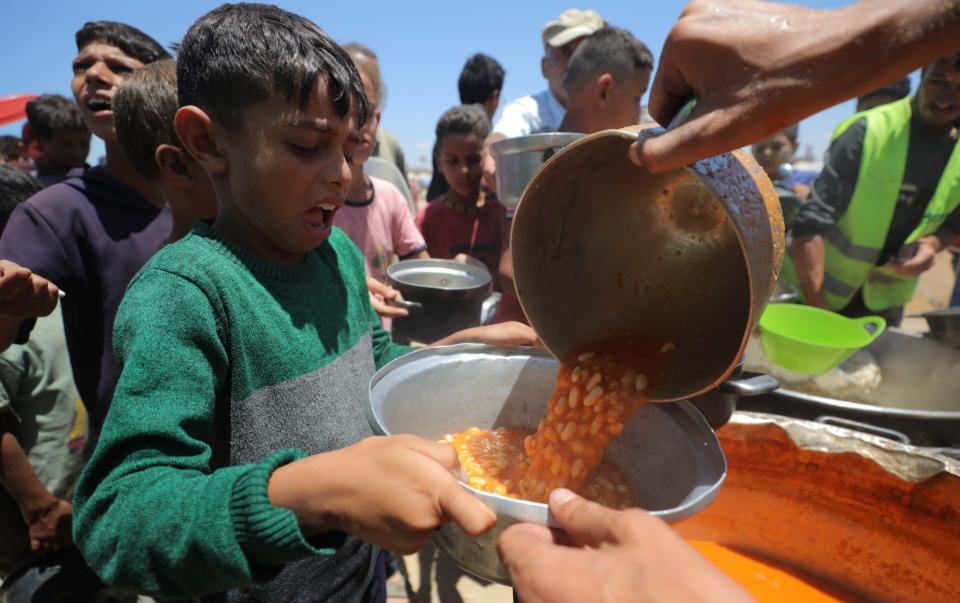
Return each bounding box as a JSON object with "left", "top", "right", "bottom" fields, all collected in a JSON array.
[{"left": 815, "top": 97, "right": 960, "bottom": 311}]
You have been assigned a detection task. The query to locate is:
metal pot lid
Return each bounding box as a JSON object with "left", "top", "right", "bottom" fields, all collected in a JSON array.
[{"left": 387, "top": 259, "right": 491, "bottom": 291}]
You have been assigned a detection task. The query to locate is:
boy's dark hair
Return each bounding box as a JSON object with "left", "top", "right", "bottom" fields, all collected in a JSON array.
[
  {"left": 75, "top": 21, "right": 170, "bottom": 64},
  {"left": 26, "top": 95, "right": 87, "bottom": 141},
  {"left": 178, "top": 3, "right": 368, "bottom": 129},
  {"left": 0, "top": 136, "right": 20, "bottom": 162},
  {"left": 562, "top": 27, "right": 654, "bottom": 94},
  {"left": 0, "top": 166, "right": 42, "bottom": 228},
  {"left": 783, "top": 124, "right": 799, "bottom": 147},
  {"left": 458, "top": 54, "right": 505, "bottom": 105},
  {"left": 435, "top": 104, "right": 491, "bottom": 144},
  {"left": 113, "top": 60, "right": 179, "bottom": 180}
]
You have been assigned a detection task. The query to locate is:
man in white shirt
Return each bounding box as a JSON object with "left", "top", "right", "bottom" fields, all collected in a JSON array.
[{"left": 490, "top": 9, "right": 606, "bottom": 140}]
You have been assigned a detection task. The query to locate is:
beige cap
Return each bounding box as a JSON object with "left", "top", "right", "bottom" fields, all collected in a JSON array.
[{"left": 542, "top": 9, "right": 605, "bottom": 48}]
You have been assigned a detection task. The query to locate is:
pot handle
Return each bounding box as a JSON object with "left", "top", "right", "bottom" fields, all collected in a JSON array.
[
  {"left": 717, "top": 374, "right": 779, "bottom": 396},
  {"left": 815, "top": 415, "right": 911, "bottom": 445},
  {"left": 388, "top": 299, "right": 423, "bottom": 313},
  {"left": 854, "top": 316, "right": 887, "bottom": 344}
]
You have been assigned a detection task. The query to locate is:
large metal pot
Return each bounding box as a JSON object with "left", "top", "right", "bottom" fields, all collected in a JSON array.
[
  {"left": 489, "top": 133, "right": 584, "bottom": 210},
  {"left": 387, "top": 259, "right": 491, "bottom": 345},
  {"left": 741, "top": 328, "right": 960, "bottom": 450},
  {"left": 913, "top": 307, "right": 960, "bottom": 347},
  {"left": 677, "top": 413, "right": 960, "bottom": 602},
  {"left": 367, "top": 344, "right": 727, "bottom": 584},
  {"left": 510, "top": 125, "right": 785, "bottom": 401}
]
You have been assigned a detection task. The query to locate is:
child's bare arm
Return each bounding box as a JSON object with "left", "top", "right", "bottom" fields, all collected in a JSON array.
[{"left": 267, "top": 434, "right": 496, "bottom": 555}]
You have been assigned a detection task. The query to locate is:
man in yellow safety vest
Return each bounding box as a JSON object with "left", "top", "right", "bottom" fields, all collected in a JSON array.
[{"left": 786, "top": 53, "right": 960, "bottom": 325}]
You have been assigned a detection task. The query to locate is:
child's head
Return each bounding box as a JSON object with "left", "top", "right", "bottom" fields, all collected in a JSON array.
[
  {"left": 434, "top": 105, "right": 490, "bottom": 200},
  {"left": 344, "top": 47, "right": 384, "bottom": 166},
  {"left": 751, "top": 125, "right": 799, "bottom": 180},
  {"left": 0, "top": 136, "right": 23, "bottom": 163},
  {"left": 560, "top": 27, "right": 653, "bottom": 132},
  {"left": 113, "top": 59, "right": 217, "bottom": 237},
  {"left": 458, "top": 54, "right": 505, "bottom": 120},
  {"left": 71, "top": 21, "right": 170, "bottom": 142},
  {"left": 25, "top": 94, "right": 90, "bottom": 174},
  {"left": 0, "top": 165, "right": 42, "bottom": 233},
  {"left": 856, "top": 77, "right": 911, "bottom": 112},
  {"left": 175, "top": 3, "right": 368, "bottom": 262}
]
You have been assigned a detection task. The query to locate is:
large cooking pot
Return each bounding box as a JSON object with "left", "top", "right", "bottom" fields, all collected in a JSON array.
[
  {"left": 741, "top": 328, "right": 960, "bottom": 449},
  {"left": 912, "top": 307, "right": 960, "bottom": 347},
  {"left": 367, "top": 344, "right": 728, "bottom": 584},
  {"left": 677, "top": 412, "right": 960, "bottom": 602},
  {"left": 387, "top": 259, "right": 491, "bottom": 345},
  {"left": 510, "top": 124, "right": 785, "bottom": 401}
]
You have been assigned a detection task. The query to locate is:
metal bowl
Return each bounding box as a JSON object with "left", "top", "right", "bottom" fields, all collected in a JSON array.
[
  {"left": 367, "top": 344, "right": 727, "bottom": 583},
  {"left": 489, "top": 133, "right": 584, "bottom": 209},
  {"left": 510, "top": 125, "right": 784, "bottom": 402}
]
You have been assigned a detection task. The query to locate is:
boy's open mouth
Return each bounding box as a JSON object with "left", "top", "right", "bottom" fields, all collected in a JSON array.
[
  {"left": 87, "top": 97, "right": 112, "bottom": 114},
  {"left": 304, "top": 202, "right": 340, "bottom": 236}
]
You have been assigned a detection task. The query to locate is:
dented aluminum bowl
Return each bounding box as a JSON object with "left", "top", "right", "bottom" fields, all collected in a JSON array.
[{"left": 367, "top": 344, "right": 726, "bottom": 584}]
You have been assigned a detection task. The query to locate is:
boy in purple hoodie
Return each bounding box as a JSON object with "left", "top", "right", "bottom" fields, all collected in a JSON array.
[{"left": 0, "top": 22, "right": 171, "bottom": 433}]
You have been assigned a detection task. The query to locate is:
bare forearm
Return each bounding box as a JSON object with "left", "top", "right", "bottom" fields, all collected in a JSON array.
[
  {"left": 827, "top": 1, "right": 960, "bottom": 108},
  {"left": 0, "top": 429, "right": 57, "bottom": 518},
  {"left": 791, "top": 236, "right": 827, "bottom": 308}
]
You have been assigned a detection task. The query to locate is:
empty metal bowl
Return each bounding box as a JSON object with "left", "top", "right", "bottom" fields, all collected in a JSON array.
[
  {"left": 367, "top": 344, "right": 727, "bottom": 584},
  {"left": 489, "top": 133, "right": 585, "bottom": 209}
]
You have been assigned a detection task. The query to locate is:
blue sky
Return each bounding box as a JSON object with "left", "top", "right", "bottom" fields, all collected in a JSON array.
[{"left": 1, "top": 0, "right": 914, "bottom": 169}]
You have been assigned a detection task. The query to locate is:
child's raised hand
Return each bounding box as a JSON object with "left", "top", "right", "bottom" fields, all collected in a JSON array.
[
  {"left": 0, "top": 260, "right": 60, "bottom": 319},
  {"left": 268, "top": 434, "right": 496, "bottom": 554}
]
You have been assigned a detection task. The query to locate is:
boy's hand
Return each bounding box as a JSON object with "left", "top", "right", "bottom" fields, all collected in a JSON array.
[
  {"left": 28, "top": 498, "right": 74, "bottom": 552},
  {"left": 0, "top": 260, "right": 60, "bottom": 319},
  {"left": 367, "top": 277, "right": 409, "bottom": 318},
  {"left": 498, "top": 489, "right": 753, "bottom": 603},
  {"left": 433, "top": 321, "right": 540, "bottom": 348},
  {"left": 268, "top": 435, "right": 496, "bottom": 555}
]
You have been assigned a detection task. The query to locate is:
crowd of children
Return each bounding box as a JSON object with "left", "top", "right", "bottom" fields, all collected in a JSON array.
[{"left": 0, "top": 2, "right": 957, "bottom": 602}]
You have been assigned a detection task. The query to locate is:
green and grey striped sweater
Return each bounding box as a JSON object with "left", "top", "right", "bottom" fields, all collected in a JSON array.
[{"left": 73, "top": 222, "right": 409, "bottom": 601}]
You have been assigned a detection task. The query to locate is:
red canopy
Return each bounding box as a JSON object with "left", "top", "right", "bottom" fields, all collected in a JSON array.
[{"left": 0, "top": 94, "right": 38, "bottom": 126}]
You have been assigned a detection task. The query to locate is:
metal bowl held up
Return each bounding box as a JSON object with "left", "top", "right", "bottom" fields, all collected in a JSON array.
[
  {"left": 387, "top": 259, "right": 491, "bottom": 345},
  {"left": 511, "top": 125, "right": 785, "bottom": 401},
  {"left": 367, "top": 344, "right": 727, "bottom": 584},
  {"left": 489, "top": 133, "right": 585, "bottom": 210}
]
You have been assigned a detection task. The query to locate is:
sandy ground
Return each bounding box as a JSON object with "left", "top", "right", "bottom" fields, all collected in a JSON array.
[{"left": 387, "top": 543, "right": 512, "bottom": 603}]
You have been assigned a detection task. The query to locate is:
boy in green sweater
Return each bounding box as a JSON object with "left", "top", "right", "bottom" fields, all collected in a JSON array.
[{"left": 73, "top": 4, "right": 535, "bottom": 601}]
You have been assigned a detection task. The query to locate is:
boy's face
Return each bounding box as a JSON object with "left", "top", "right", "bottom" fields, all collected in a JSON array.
[
  {"left": 71, "top": 42, "right": 145, "bottom": 142},
  {"left": 917, "top": 60, "right": 960, "bottom": 127},
  {"left": 214, "top": 78, "right": 353, "bottom": 263},
  {"left": 39, "top": 129, "right": 91, "bottom": 172},
  {"left": 752, "top": 132, "right": 795, "bottom": 180},
  {"left": 351, "top": 72, "right": 380, "bottom": 165},
  {"left": 437, "top": 133, "right": 484, "bottom": 198}
]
